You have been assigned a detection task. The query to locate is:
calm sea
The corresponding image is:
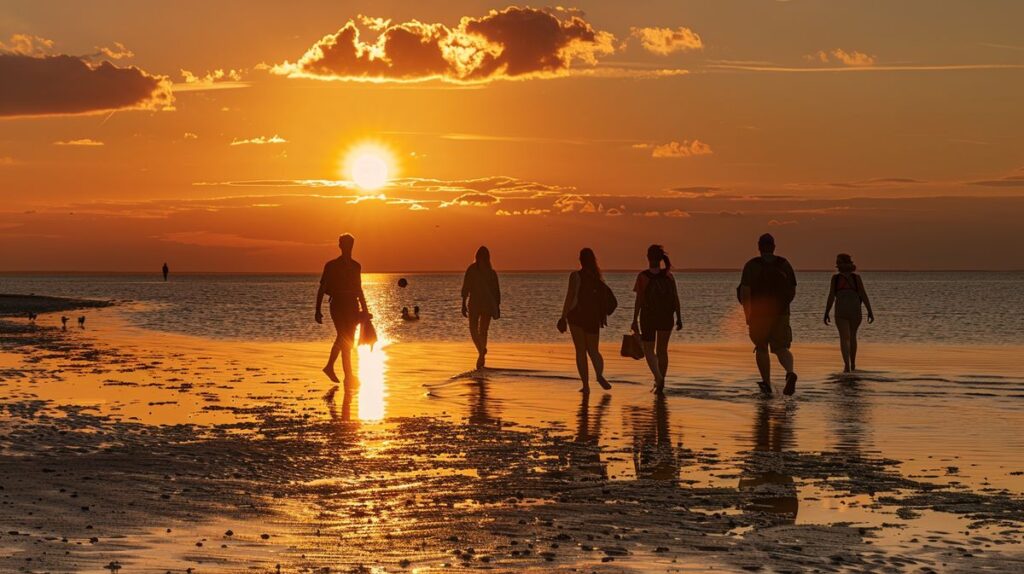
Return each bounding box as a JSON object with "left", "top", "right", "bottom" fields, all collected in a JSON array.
[{"left": 2, "top": 272, "right": 1022, "bottom": 346}]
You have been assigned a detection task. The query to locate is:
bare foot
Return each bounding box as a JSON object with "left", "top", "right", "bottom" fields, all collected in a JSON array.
[
  {"left": 322, "top": 365, "right": 340, "bottom": 383},
  {"left": 652, "top": 379, "right": 665, "bottom": 395},
  {"left": 757, "top": 381, "right": 773, "bottom": 396},
  {"left": 580, "top": 385, "right": 591, "bottom": 394},
  {"left": 475, "top": 354, "right": 486, "bottom": 370},
  {"left": 597, "top": 377, "right": 612, "bottom": 391}
]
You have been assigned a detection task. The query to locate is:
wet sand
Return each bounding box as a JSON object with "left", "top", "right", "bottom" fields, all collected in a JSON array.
[{"left": 1, "top": 302, "right": 1022, "bottom": 572}]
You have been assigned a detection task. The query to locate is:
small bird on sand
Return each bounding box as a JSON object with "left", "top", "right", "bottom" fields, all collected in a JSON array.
[{"left": 78, "top": 316, "right": 86, "bottom": 328}]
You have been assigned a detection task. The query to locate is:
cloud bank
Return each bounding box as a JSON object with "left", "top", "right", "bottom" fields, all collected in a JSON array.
[
  {"left": 273, "top": 6, "right": 617, "bottom": 83},
  {"left": 0, "top": 35, "right": 172, "bottom": 118}
]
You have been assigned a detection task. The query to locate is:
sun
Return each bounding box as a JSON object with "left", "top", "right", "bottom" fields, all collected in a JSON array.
[{"left": 344, "top": 143, "right": 394, "bottom": 191}]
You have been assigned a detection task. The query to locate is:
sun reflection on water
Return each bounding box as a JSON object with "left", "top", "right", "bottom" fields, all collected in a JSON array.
[{"left": 355, "top": 332, "right": 390, "bottom": 421}]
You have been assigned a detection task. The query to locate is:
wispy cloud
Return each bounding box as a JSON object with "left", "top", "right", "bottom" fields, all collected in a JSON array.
[
  {"left": 709, "top": 62, "right": 1024, "bottom": 73},
  {"left": 229, "top": 135, "right": 287, "bottom": 146},
  {"left": 631, "top": 26, "right": 703, "bottom": 55},
  {"left": 634, "top": 140, "right": 713, "bottom": 158},
  {"left": 173, "top": 68, "right": 249, "bottom": 92},
  {"left": 53, "top": 138, "right": 104, "bottom": 146}
]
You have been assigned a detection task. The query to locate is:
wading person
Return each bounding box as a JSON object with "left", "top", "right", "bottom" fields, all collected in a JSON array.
[
  {"left": 461, "top": 246, "right": 501, "bottom": 370},
  {"left": 823, "top": 253, "right": 875, "bottom": 372},
  {"left": 558, "top": 248, "right": 615, "bottom": 394},
  {"left": 631, "top": 244, "right": 682, "bottom": 395},
  {"left": 739, "top": 233, "right": 798, "bottom": 396},
  {"left": 315, "top": 233, "right": 367, "bottom": 389}
]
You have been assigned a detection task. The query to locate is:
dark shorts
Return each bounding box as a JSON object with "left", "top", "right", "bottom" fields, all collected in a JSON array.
[
  {"left": 639, "top": 312, "right": 674, "bottom": 342},
  {"left": 329, "top": 297, "right": 360, "bottom": 341},
  {"left": 749, "top": 314, "right": 792, "bottom": 353}
]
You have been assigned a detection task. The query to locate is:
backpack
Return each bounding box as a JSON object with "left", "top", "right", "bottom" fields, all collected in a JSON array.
[
  {"left": 833, "top": 273, "right": 862, "bottom": 318},
  {"left": 736, "top": 257, "right": 794, "bottom": 310},
  {"left": 642, "top": 271, "right": 675, "bottom": 318},
  {"left": 577, "top": 273, "right": 618, "bottom": 317}
]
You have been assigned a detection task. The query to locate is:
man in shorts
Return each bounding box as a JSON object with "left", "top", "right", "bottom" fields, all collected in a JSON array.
[
  {"left": 315, "top": 234, "right": 367, "bottom": 389},
  {"left": 740, "top": 233, "right": 798, "bottom": 396}
]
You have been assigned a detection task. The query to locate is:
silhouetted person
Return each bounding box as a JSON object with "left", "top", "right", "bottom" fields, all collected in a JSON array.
[
  {"left": 738, "top": 401, "right": 798, "bottom": 524},
  {"left": 740, "top": 233, "right": 798, "bottom": 396},
  {"left": 27, "top": 312, "right": 36, "bottom": 322},
  {"left": 77, "top": 315, "right": 85, "bottom": 328},
  {"left": 162, "top": 262, "right": 169, "bottom": 281},
  {"left": 569, "top": 393, "right": 611, "bottom": 480},
  {"left": 823, "top": 253, "right": 875, "bottom": 372},
  {"left": 630, "top": 244, "right": 682, "bottom": 394},
  {"left": 315, "top": 233, "right": 367, "bottom": 388},
  {"left": 631, "top": 394, "right": 684, "bottom": 481},
  {"left": 413, "top": 305, "right": 420, "bottom": 319},
  {"left": 60, "top": 315, "right": 68, "bottom": 330},
  {"left": 558, "top": 248, "right": 613, "bottom": 393},
  {"left": 401, "top": 306, "right": 420, "bottom": 322},
  {"left": 461, "top": 246, "right": 500, "bottom": 370}
]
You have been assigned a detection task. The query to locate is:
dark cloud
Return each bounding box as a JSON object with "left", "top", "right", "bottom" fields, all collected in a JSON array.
[
  {"left": 969, "top": 175, "right": 1024, "bottom": 188},
  {"left": 0, "top": 53, "right": 172, "bottom": 118},
  {"left": 273, "top": 7, "right": 616, "bottom": 83}
]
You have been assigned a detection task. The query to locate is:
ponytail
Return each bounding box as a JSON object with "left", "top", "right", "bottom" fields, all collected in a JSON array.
[{"left": 647, "top": 244, "right": 671, "bottom": 270}]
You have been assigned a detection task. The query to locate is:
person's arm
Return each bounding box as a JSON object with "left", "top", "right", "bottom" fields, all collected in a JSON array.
[
  {"left": 355, "top": 262, "right": 367, "bottom": 315},
  {"left": 315, "top": 284, "right": 326, "bottom": 324},
  {"left": 561, "top": 272, "right": 580, "bottom": 319},
  {"left": 631, "top": 273, "right": 643, "bottom": 332},
  {"left": 857, "top": 275, "right": 874, "bottom": 322},
  {"left": 823, "top": 275, "right": 836, "bottom": 325},
  {"left": 461, "top": 266, "right": 471, "bottom": 317},
  {"left": 672, "top": 275, "right": 682, "bottom": 330},
  {"left": 491, "top": 270, "right": 501, "bottom": 308},
  {"left": 739, "top": 262, "right": 752, "bottom": 324},
  {"left": 315, "top": 264, "right": 328, "bottom": 323}
]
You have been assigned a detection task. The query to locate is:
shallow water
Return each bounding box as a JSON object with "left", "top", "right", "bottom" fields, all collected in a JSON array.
[{"left": 3, "top": 271, "right": 1024, "bottom": 346}]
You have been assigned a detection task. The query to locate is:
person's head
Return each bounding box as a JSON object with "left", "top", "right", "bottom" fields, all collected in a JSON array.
[
  {"left": 836, "top": 253, "right": 856, "bottom": 273},
  {"left": 475, "top": 245, "right": 492, "bottom": 270},
  {"left": 413, "top": 305, "right": 420, "bottom": 314},
  {"left": 338, "top": 233, "right": 355, "bottom": 256},
  {"left": 578, "top": 247, "right": 601, "bottom": 279},
  {"left": 646, "top": 244, "right": 671, "bottom": 270},
  {"left": 402, "top": 306, "right": 409, "bottom": 315},
  {"left": 758, "top": 233, "right": 776, "bottom": 255}
]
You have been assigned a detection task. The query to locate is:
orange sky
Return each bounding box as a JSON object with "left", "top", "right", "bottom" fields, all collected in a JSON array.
[{"left": 1, "top": 1, "right": 1023, "bottom": 271}]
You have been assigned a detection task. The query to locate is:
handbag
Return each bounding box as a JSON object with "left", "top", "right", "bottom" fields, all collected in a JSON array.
[
  {"left": 620, "top": 333, "right": 644, "bottom": 360},
  {"left": 358, "top": 314, "right": 378, "bottom": 350}
]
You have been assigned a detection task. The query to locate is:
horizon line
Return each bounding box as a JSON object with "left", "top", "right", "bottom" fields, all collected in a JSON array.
[{"left": 2, "top": 268, "right": 1023, "bottom": 275}]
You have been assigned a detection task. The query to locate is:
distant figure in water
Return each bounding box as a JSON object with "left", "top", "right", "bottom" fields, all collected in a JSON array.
[
  {"left": 77, "top": 316, "right": 86, "bottom": 328},
  {"left": 315, "top": 233, "right": 367, "bottom": 389},
  {"left": 162, "top": 262, "right": 169, "bottom": 282},
  {"left": 558, "top": 247, "right": 613, "bottom": 393},
  {"left": 631, "top": 244, "right": 682, "bottom": 395},
  {"left": 461, "top": 246, "right": 500, "bottom": 370},
  {"left": 27, "top": 312, "right": 37, "bottom": 322},
  {"left": 401, "top": 306, "right": 420, "bottom": 321},
  {"left": 824, "top": 253, "right": 875, "bottom": 372},
  {"left": 739, "top": 233, "right": 798, "bottom": 396},
  {"left": 60, "top": 316, "right": 68, "bottom": 330}
]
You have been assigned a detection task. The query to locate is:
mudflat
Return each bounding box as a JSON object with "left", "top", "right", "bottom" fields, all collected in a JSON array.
[{"left": 0, "top": 303, "right": 1022, "bottom": 572}]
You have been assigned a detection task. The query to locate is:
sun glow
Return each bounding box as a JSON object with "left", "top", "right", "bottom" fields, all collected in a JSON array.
[{"left": 344, "top": 143, "right": 394, "bottom": 191}]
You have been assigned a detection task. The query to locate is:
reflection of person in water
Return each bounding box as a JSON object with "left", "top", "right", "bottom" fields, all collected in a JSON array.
[
  {"left": 827, "top": 374, "right": 869, "bottom": 454},
  {"left": 568, "top": 394, "right": 611, "bottom": 480},
  {"left": 463, "top": 375, "right": 504, "bottom": 478},
  {"left": 738, "top": 402, "right": 798, "bottom": 524},
  {"left": 631, "top": 395, "right": 684, "bottom": 481}
]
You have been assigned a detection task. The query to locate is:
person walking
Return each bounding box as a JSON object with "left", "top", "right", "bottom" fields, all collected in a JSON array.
[
  {"left": 461, "top": 246, "right": 501, "bottom": 370},
  {"left": 631, "top": 244, "right": 682, "bottom": 395},
  {"left": 823, "top": 253, "right": 875, "bottom": 372},
  {"left": 558, "top": 247, "right": 614, "bottom": 393},
  {"left": 315, "top": 233, "right": 367, "bottom": 388},
  {"left": 739, "top": 233, "right": 798, "bottom": 396}
]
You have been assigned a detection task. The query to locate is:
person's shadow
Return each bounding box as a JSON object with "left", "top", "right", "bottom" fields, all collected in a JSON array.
[
  {"left": 738, "top": 401, "right": 799, "bottom": 524},
  {"left": 568, "top": 394, "right": 611, "bottom": 480},
  {"left": 630, "top": 395, "right": 685, "bottom": 482}
]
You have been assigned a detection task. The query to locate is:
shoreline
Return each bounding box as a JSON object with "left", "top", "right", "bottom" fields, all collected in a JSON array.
[{"left": 0, "top": 303, "right": 1021, "bottom": 572}]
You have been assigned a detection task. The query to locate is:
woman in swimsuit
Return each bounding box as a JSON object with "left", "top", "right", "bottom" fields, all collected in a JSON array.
[{"left": 823, "top": 253, "right": 875, "bottom": 372}]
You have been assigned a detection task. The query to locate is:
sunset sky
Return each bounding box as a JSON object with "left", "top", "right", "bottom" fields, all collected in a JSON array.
[{"left": 1, "top": 0, "right": 1023, "bottom": 272}]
